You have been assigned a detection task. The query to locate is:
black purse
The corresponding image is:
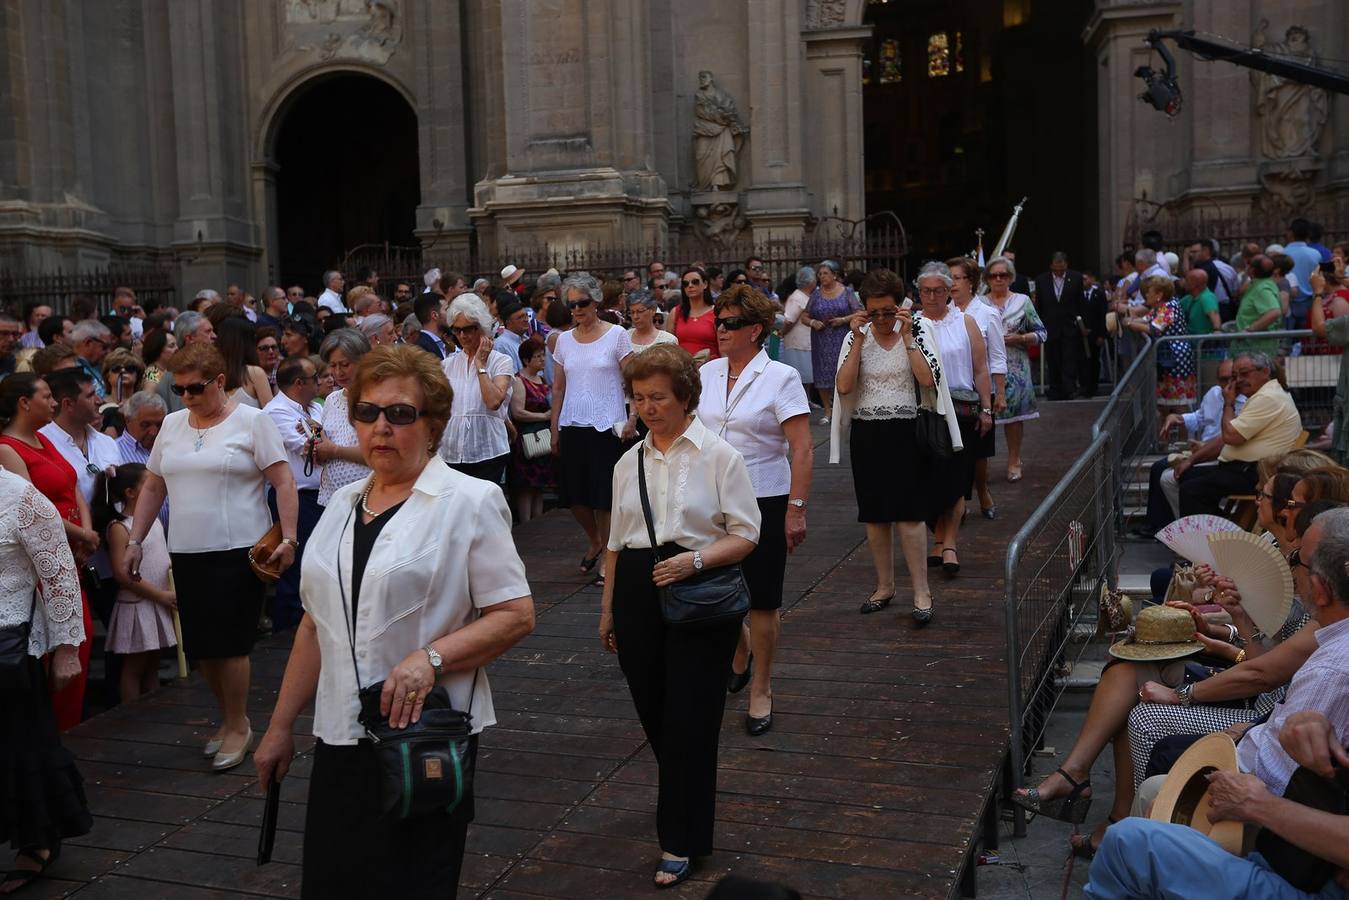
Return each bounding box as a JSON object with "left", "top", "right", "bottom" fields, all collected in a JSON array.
[
  {"left": 636, "top": 446, "right": 750, "bottom": 629},
  {"left": 337, "top": 505, "right": 475, "bottom": 823},
  {"left": 0, "top": 592, "right": 37, "bottom": 691},
  {"left": 915, "top": 408, "right": 954, "bottom": 459}
]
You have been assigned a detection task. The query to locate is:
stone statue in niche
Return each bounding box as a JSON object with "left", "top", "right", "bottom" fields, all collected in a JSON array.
[
  {"left": 285, "top": 0, "right": 402, "bottom": 64},
  {"left": 1251, "top": 21, "right": 1328, "bottom": 160},
  {"left": 805, "top": 0, "right": 850, "bottom": 29},
  {"left": 693, "top": 72, "right": 749, "bottom": 191}
]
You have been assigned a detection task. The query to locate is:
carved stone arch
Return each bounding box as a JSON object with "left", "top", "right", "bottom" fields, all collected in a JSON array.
[
  {"left": 803, "top": 0, "right": 867, "bottom": 30},
  {"left": 254, "top": 63, "right": 416, "bottom": 162}
]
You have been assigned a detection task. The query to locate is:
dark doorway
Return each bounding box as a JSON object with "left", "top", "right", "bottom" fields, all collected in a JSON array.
[
  {"left": 863, "top": 0, "right": 1097, "bottom": 274},
  {"left": 273, "top": 74, "right": 420, "bottom": 292}
]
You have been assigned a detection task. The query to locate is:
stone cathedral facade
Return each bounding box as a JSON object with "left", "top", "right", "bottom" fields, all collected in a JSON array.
[{"left": 0, "top": 0, "right": 1346, "bottom": 293}]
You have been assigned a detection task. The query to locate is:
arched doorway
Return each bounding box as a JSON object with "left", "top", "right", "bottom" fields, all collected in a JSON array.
[
  {"left": 271, "top": 73, "right": 420, "bottom": 292},
  {"left": 862, "top": 0, "right": 1096, "bottom": 269}
]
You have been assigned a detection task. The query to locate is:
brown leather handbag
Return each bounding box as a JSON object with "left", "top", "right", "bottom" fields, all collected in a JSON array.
[{"left": 248, "top": 523, "right": 284, "bottom": 582}]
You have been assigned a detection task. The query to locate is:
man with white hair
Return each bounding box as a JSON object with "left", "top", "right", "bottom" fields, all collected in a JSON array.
[
  {"left": 157, "top": 311, "right": 216, "bottom": 413},
  {"left": 71, "top": 319, "right": 112, "bottom": 400},
  {"left": 191, "top": 288, "right": 221, "bottom": 312},
  {"left": 317, "top": 270, "right": 347, "bottom": 314},
  {"left": 118, "top": 390, "right": 170, "bottom": 526}
]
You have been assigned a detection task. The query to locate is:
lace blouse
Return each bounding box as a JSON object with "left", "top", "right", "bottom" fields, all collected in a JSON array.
[
  {"left": 318, "top": 389, "right": 371, "bottom": 507},
  {"left": 853, "top": 333, "right": 917, "bottom": 420},
  {"left": 553, "top": 324, "right": 633, "bottom": 431},
  {"left": 0, "top": 470, "right": 83, "bottom": 655}
]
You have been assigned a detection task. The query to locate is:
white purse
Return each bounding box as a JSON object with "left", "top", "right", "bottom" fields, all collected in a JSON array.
[{"left": 521, "top": 427, "right": 551, "bottom": 460}]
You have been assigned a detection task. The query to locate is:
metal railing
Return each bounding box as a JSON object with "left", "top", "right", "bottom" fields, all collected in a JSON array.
[{"left": 1003, "top": 325, "right": 1336, "bottom": 835}]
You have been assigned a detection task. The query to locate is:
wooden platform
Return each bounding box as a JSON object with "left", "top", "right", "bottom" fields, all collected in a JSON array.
[{"left": 41, "top": 403, "right": 1097, "bottom": 899}]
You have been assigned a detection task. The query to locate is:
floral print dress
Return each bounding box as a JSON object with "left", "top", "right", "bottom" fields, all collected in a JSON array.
[
  {"left": 988, "top": 293, "right": 1045, "bottom": 424},
  {"left": 1147, "top": 298, "right": 1196, "bottom": 407}
]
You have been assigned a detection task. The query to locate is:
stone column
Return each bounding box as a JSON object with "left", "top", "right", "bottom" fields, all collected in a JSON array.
[
  {"left": 801, "top": 23, "right": 870, "bottom": 225},
  {"left": 166, "top": 0, "right": 259, "bottom": 291},
  {"left": 742, "top": 0, "right": 812, "bottom": 239},
  {"left": 412, "top": 0, "right": 472, "bottom": 257}
]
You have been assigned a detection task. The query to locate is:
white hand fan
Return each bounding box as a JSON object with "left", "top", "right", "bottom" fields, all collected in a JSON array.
[
  {"left": 1156, "top": 515, "right": 1243, "bottom": 568},
  {"left": 1206, "top": 531, "right": 1294, "bottom": 638}
]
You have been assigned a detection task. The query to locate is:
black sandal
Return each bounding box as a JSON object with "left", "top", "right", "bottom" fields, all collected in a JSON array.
[
  {"left": 859, "top": 594, "right": 894, "bottom": 614},
  {"left": 579, "top": 552, "right": 600, "bottom": 574},
  {"left": 1, "top": 846, "right": 59, "bottom": 895},
  {"left": 1010, "top": 767, "right": 1093, "bottom": 824},
  {"left": 1069, "top": 817, "right": 1119, "bottom": 860}
]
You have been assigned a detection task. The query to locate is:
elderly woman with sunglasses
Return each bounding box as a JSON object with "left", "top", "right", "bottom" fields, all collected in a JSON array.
[
  {"left": 550, "top": 273, "right": 636, "bottom": 580},
  {"left": 697, "top": 284, "right": 812, "bottom": 736},
  {"left": 439, "top": 294, "right": 515, "bottom": 486},
  {"left": 101, "top": 349, "right": 145, "bottom": 405},
  {"left": 121, "top": 343, "right": 298, "bottom": 773},
  {"left": 254, "top": 345, "right": 535, "bottom": 898}
]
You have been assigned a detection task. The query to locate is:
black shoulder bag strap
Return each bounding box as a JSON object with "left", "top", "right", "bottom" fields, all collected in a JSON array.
[{"left": 636, "top": 446, "right": 664, "bottom": 565}]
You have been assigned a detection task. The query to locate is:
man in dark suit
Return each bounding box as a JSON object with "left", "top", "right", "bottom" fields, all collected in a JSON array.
[
  {"left": 1034, "top": 252, "right": 1088, "bottom": 400},
  {"left": 1080, "top": 272, "right": 1109, "bottom": 398},
  {"left": 411, "top": 293, "right": 450, "bottom": 359}
]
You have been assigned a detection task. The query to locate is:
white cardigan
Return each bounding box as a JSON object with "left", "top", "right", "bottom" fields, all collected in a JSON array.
[{"left": 828, "top": 315, "right": 963, "bottom": 464}]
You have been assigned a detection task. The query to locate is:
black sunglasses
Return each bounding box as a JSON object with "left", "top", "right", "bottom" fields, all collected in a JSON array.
[
  {"left": 715, "top": 316, "right": 751, "bottom": 331},
  {"left": 731, "top": 277, "right": 748, "bottom": 285},
  {"left": 450, "top": 324, "right": 481, "bottom": 335},
  {"left": 567, "top": 298, "right": 594, "bottom": 310},
  {"left": 867, "top": 309, "right": 899, "bottom": 320},
  {"left": 682, "top": 278, "right": 703, "bottom": 287},
  {"left": 170, "top": 380, "right": 212, "bottom": 397},
  {"left": 351, "top": 401, "right": 422, "bottom": 426},
  {"left": 108, "top": 365, "right": 140, "bottom": 375}
]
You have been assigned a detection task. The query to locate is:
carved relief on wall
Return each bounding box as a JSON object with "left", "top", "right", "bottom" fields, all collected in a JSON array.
[
  {"left": 692, "top": 200, "right": 748, "bottom": 246},
  {"left": 1250, "top": 20, "right": 1329, "bottom": 217},
  {"left": 284, "top": 0, "right": 402, "bottom": 64},
  {"left": 805, "top": 0, "right": 850, "bottom": 30}
]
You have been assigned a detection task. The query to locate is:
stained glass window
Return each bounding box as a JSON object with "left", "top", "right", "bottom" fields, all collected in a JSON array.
[
  {"left": 927, "top": 32, "right": 950, "bottom": 78},
  {"left": 955, "top": 32, "right": 965, "bottom": 73},
  {"left": 879, "top": 39, "right": 902, "bottom": 84}
]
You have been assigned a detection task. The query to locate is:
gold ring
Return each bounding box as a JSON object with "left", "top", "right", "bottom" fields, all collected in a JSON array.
[{"left": 405, "top": 690, "right": 418, "bottom": 703}]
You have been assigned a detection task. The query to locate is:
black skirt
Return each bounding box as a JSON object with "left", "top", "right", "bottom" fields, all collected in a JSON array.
[
  {"left": 741, "top": 496, "right": 788, "bottom": 611},
  {"left": 929, "top": 412, "right": 980, "bottom": 512},
  {"left": 1, "top": 655, "right": 93, "bottom": 851},
  {"left": 302, "top": 737, "right": 478, "bottom": 898},
  {"left": 557, "top": 425, "right": 624, "bottom": 511},
  {"left": 849, "top": 417, "right": 932, "bottom": 523},
  {"left": 972, "top": 412, "right": 997, "bottom": 460},
  {"left": 170, "top": 548, "right": 265, "bottom": 662}
]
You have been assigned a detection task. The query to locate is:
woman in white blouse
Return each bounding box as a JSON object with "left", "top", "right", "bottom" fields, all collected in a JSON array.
[
  {"left": 551, "top": 272, "right": 636, "bottom": 581},
  {"left": 697, "top": 283, "right": 812, "bottom": 736},
  {"left": 123, "top": 343, "right": 299, "bottom": 773},
  {"left": 315, "top": 329, "right": 373, "bottom": 507},
  {"left": 627, "top": 290, "right": 678, "bottom": 353},
  {"left": 254, "top": 345, "right": 535, "bottom": 898},
  {"left": 948, "top": 256, "right": 1008, "bottom": 519},
  {"left": 0, "top": 470, "right": 90, "bottom": 891},
  {"left": 440, "top": 294, "right": 514, "bottom": 485},
  {"left": 832, "top": 268, "right": 943, "bottom": 625},
  {"left": 600, "top": 343, "right": 759, "bottom": 889}
]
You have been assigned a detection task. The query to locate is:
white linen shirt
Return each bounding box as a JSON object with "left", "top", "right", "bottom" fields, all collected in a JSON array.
[
  {"left": 263, "top": 390, "right": 324, "bottom": 491},
  {"left": 696, "top": 350, "right": 810, "bottom": 497},
  {"left": 147, "top": 405, "right": 287, "bottom": 552},
  {"left": 38, "top": 422, "right": 121, "bottom": 503},
  {"left": 608, "top": 416, "right": 761, "bottom": 551},
  {"left": 439, "top": 350, "right": 514, "bottom": 464},
  {"left": 318, "top": 288, "right": 348, "bottom": 315},
  {"left": 301, "top": 458, "right": 531, "bottom": 743},
  {"left": 966, "top": 300, "right": 1008, "bottom": 376}
]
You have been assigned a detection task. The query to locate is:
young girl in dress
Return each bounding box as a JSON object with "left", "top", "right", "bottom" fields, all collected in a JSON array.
[{"left": 93, "top": 464, "right": 177, "bottom": 702}]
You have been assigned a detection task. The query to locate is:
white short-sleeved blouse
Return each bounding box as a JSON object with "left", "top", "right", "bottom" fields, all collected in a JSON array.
[
  {"left": 553, "top": 324, "right": 632, "bottom": 431},
  {"left": 318, "top": 389, "right": 371, "bottom": 507},
  {"left": 439, "top": 350, "right": 514, "bottom": 464},
  {"left": 608, "top": 416, "right": 761, "bottom": 552},
  {"left": 147, "top": 404, "right": 288, "bottom": 552},
  {"left": 301, "top": 458, "right": 532, "bottom": 743},
  {"left": 696, "top": 350, "right": 811, "bottom": 497}
]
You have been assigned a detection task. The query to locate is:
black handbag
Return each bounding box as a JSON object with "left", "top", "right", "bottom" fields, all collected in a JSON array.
[
  {"left": 915, "top": 408, "right": 954, "bottom": 459},
  {"left": 0, "top": 592, "right": 37, "bottom": 690},
  {"left": 336, "top": 504, "right": 475, "bottom": 823},
  {"left": 636, "top": 446, "right": 750, "bottom": 629}
]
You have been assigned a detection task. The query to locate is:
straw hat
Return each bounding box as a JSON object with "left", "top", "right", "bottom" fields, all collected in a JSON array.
[
  {"left": 500, "top": 264, "right": 524, "bottom": 285},
  {"left": 1149, "top": 732, "right": 1246, "bottom": 856},
  {"left": 1108, "top": 605, "right": 1204, "bottom": 662}
]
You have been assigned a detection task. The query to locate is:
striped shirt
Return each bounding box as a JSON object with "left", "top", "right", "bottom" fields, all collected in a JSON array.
[{"left": 117, "top": 431, "right": 170, "bottom": 529}]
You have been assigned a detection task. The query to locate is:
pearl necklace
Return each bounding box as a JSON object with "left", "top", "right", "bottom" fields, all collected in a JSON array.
[{"left": 359, "top": 478, "right": 379, "bottom": 517}]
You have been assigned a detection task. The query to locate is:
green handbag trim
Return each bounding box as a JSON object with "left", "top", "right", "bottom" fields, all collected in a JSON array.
[
  {"left": 446, "top": 741, "right": 464, "bottom": 814},
  {"left": 399, "top": 743, "right": 413, "bottom": 820}
]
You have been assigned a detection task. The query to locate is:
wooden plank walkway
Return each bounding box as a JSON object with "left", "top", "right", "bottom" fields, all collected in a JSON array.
[{"left": 39, "top": 403, "right": 1096, "bottom": 899}]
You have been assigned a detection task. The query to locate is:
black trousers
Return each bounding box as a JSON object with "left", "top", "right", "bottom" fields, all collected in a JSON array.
[
  {"left": 612, "top": 547, "right": 743, "bottom": 858},
  {"left": 1145, "top": 457, "right": 1174, "bottom": 535},
  {"left": 302, "top": 736, "right": 477, "bottom": 898},
  {"left": 268, "top": 488, "right": 324, "bottom": 632},
  {"left": 1081, "top": 338, "right": 1103, "bottom": 397},
  {"left": 1044, "top": 330, "right": 1083, "bottom": 400},
  {"left": 449, "top": 453, "right": 509, "bottom": 487},
  {"left": 1178, "top": 460, "right": 1258, "bottom": 517}
]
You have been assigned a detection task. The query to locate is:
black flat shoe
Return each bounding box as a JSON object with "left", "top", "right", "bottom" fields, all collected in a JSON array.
[
  {"left": 927, "top": 552, "right": 943, "bottom": 568},
  {"left": 912, "top": 605, "right": 933, "bottom": 626},
  {"left": 941, "top": 547, "right": 961, "bottom": 575},
  {"left": 579, "top": 552, "right": 600, "bottom": 574},
  {"left": 746, "top": 710, "right": 773, "bottom": 736},
  {"left": 859, "top": 594, "right": 894, "bottom": 614},
  {"left": 981, "top": 506, "right": 997, "bottom": 520},
  {"left": 727, "top": 657, "right": 752, "bottom": 694},
  {"left": 653, "top": 857, "right": 691, "bottom": 890},
  {"left": 1, "top": 845, "right": 60, "bottom": 895}
]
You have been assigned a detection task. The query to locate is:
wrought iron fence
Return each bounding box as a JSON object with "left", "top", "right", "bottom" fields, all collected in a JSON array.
[
  {"left": 1121, "top": 201, "right": 1349, "bottom": 261},
  {"left": 341, "top": 226, "right": 911, "bottom": 304},
  {"left": 0, "top": 267, "right": 177, "bottom": 318}
]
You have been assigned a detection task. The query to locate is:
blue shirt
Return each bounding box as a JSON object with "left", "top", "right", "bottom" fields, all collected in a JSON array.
[
  {"left": 1182, "top": 385, "right": 1246, "bottom": 443},
  {"left": 495, "top": 329, "right": 523, "bottom": 373},
  {"left": 1284, "top": 241, "right": 1322, "bottom": 301}
]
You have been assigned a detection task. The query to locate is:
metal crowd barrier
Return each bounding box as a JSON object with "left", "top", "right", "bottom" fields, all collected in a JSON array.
[{"left": 1001, "top": 326, "right": 1341, "bottom": 836}]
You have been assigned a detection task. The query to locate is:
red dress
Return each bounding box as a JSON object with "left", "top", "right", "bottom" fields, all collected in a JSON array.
[
  {"left": 673, "top": 304, "right": 719, "bottom": 360},
  {"left": 0, "top": 433, "right": 91, "bottom": 730}
]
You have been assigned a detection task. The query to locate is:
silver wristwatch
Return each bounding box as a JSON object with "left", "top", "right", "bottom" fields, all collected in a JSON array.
[
  {"left": 1175, "top": 683, "right": 1194, "bottom": 707},
  {"left": 789, "top": 498, "right": 807, "bottom": 509},
  {"left": 692, "top": 550, "right": 704, "bottom": 571},
  {"left": 422, "top": 645, "right": 444, "bottom": 675}
]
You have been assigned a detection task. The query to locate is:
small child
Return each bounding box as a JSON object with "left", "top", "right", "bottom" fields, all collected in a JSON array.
[{"left": 94, "top": 464, "right": 176, "bottom": 703}]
